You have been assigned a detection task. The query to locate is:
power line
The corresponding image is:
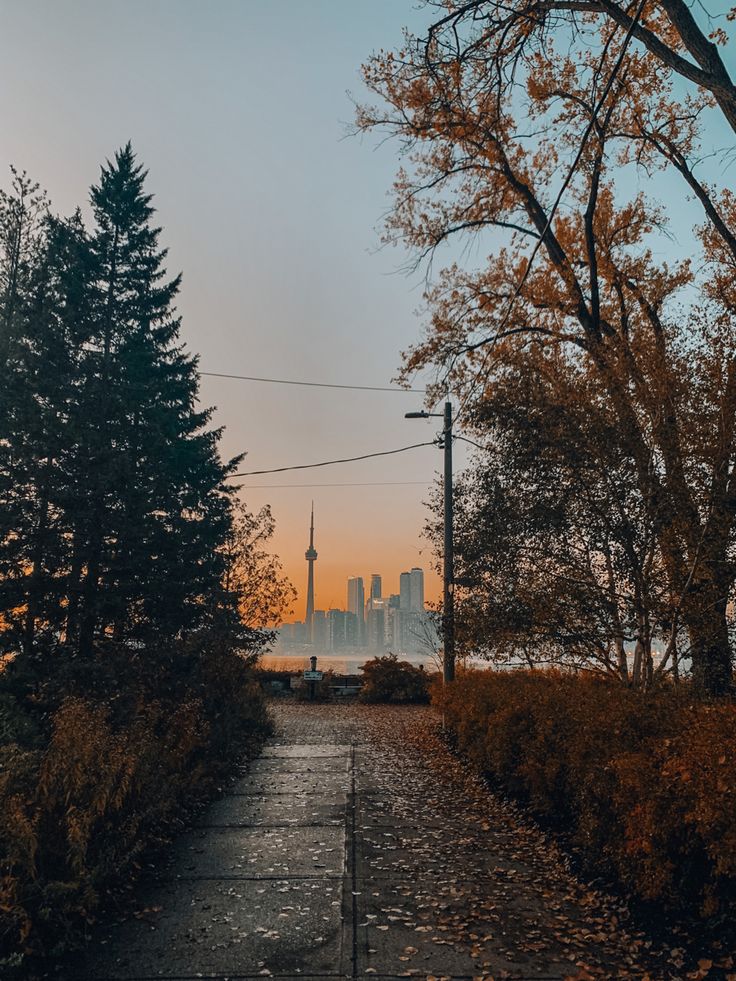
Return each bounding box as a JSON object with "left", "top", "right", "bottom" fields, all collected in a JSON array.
[
  {"left": 228, "top": 440, "right": 439, "bottom": 478},
  {"left": 456, "top": 435, "right": 486, "bottom": 451},
  {"left": 201, "top": 370, "right": 425, "bottom": 394},
  {"left": 454, "top": 0, "right": 648, "bottom": 426},
  {"left": 241, "top": 480, "right": 431, "bottom": 489}
]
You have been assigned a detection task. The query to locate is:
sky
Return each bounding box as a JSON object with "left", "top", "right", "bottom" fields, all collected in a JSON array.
[
  {"left": 1, "top": 0, "right": 471, "bottom": 615},
  {"left": 4, "top": 2, "right": 733, "bottom": 620}
]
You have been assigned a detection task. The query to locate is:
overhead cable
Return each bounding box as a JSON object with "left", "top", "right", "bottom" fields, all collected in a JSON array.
[
  {"left": 201, "top": 370, "right": 424, "bottom": 394},
  {"left": 241, "top": 480, "right": 431, "bottom": 488},
  {"left": 456, "top": 435, "right": 486, "bottom": 451},
  {"left": 228, "top": 441, "right": 439, "bottom": 478}
]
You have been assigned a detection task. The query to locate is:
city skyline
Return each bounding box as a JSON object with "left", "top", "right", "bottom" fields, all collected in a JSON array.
[
  {"left": 288, "top": 569, "right": 431, "bottom": 625},
  {"left": 287, "top": 506, "right": 433, "bottom": 625},
  {"left": 279, "top": 562, "right": 433, "bottom": 655},
  {"left": 0, "top": 1, "right": 455, "bottom": 625}
]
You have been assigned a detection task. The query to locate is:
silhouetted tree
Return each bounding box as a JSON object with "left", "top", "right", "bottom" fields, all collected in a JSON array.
[
  {"left": 0, "top": 147, "right": 251, "bottom": 664},
  {"left": 66, "top": 144, "right": 240, "bottom": 654},
  {"left": 359, "top": 2, "right": 736, "bottom": 694},
  {"left": 220, "top": 501, "right": 296, "bottom": 634}
]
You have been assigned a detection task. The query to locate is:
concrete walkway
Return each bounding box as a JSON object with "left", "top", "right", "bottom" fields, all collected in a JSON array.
[{"left": 76, "top": 702, "right": 657, "bottom": 981}]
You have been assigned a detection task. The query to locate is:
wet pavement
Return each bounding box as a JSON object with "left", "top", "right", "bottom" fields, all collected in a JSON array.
[{"left": 73, "top": 702, "right": 659, "bottom": 980}]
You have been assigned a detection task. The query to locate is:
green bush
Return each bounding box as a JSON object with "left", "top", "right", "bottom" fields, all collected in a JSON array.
[
  {"left": 0, "top": 639, "right": 271, "bottom": 970},
  {"left": 434, "top": 670, "right": 736, "bottom": 928},
  {"left": 359, "top": 653, "right": 430, "bottom": 703}
]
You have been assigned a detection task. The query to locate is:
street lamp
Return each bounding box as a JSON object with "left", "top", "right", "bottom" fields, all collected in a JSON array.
[{"left": 405, "top": 401, "right": 455, "bottom": 683}]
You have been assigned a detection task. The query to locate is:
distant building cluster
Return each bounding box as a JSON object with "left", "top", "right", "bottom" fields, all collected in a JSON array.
[{"left": 277, "top": 508, "right": 437, "bottom": 654}]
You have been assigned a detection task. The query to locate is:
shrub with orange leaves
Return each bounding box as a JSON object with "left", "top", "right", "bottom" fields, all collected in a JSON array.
[
  {"left": 0, "top": 639, "right": 270, "bottom": 971},
  {"left": 359, "top": 653, "right": 431, "bottom": 704},
  {"left": 434, "top": 670, "right": 736, "bottom": 928}
]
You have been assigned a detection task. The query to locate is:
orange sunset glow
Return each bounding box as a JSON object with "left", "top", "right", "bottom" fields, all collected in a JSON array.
[
  {"left": 240, "top": 485, "right": 443, "bottom": 619},
  {"left": 4, "top": 0, "right": 736, "bottom": 975}
]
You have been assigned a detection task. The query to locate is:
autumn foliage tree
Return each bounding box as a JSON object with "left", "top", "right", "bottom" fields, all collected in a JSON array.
[
  {"left": 431, "top": 347, "right": 676, "bottom": 686},
  {"left": 219, "top": 501, "right": 296, "bottom": 649},
  {"left": 359, "top": 0, "right": 736, "bottom": 694}
]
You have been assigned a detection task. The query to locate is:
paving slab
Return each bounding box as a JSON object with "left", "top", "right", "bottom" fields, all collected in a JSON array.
[
  {"left": 170, "top": 826, "right": 345, "bottom": 878},
  {"left": 77, "top": 876, "right": 347, "bottom": 979},
  {"left": 231, "top": 770, "right": 351, "bottom": 795},
  {"left": 355, "top": 791, "right": 450, "bottom": 829},
  {"left": 197, "top": 792, "right": 347, "bottom": 828},
  {"left": 261, "top": 744, "right": 351, "bottom": 758},
  {"left": 355, "top": 823, "right": 528, "bottom": 879},
  {"left": 354, "top": 876, "right": 572, "bottom": 979},
  {"left": 353, "top": 746, "right": 432, "bottom": 784},
  {"left": 247, "top": 756, "right": 351, "bottom": 775}
]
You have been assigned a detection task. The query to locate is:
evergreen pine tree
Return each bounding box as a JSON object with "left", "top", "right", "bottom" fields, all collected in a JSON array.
[
  {"left": 68, "top": 144, "right": 241, "bottom": 655},
  {"left": 20, "top": 213, "right": 91, "bottom": 656},
  {"left": 0, "top": 171, "right": 56, "bottom": 655},
  {"left": 0, "top": 174, "right": 92, "bottom": 657},
  {"left": 1, "top": 149, "right": 243, "bottom": 663}
]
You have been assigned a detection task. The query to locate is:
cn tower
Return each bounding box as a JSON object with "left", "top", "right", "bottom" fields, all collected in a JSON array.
[{"left": 304, "top": 502, "right": 317, "bottom": 624}]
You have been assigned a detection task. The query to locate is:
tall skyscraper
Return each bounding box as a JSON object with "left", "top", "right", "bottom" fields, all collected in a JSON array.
[
  {"left": 370, "top": 574, "right": 382, "bottom": 600},
  {"left": 327, "top": 609, "right": 348, "bottom": 650},
  {"left": 347, "top": 576, "right": 365, "bottom": 645},
  {"left": 311, "top": 610, "right": 328, "bottom": 650},
  {"left": 399, "top": 571, "right": 411, "bottom": 611},
  {"left": 410, "top": 567, "right": 425, "bottom": 612},
  {"left": 347, "top": 577, "right": 365, "bottom": 618},
  {"left": 345, "top": 611, "right": 360, "bottom": 647},
  {"left": 305, "top": 503, "right": 317, "bottom": 625},
  {"left": 365, "top": 596, "right": 387, "bottom": 650}
]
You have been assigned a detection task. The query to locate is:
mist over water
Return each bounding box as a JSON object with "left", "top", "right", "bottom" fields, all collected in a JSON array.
[{"left": 260, "top": 649, "right": 439, "bottom": 675}]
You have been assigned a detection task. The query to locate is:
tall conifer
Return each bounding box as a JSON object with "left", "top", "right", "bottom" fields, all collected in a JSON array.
[
  {"left": 1, "top": 148, "right": 242, "bottom": 662},
  {"left": 68, "top": 144, "right": 239, "bottom": 654}
]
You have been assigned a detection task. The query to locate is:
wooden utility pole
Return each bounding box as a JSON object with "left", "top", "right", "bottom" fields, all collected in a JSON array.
[
  {"left": 405, "top": 400, "right": 455, "bottom": 682},
  {"left": 442, "top": 400, "right": 455, "bottom": 682}
]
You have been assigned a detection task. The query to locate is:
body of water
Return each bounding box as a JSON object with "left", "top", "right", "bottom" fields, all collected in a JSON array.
[{"left": 259, "top": 649, "right": 440, "bottom": 675}]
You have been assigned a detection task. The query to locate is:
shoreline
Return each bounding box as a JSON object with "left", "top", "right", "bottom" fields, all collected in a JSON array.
[{"left": 260, "top": 650, "right": 438, "bottom": 675}]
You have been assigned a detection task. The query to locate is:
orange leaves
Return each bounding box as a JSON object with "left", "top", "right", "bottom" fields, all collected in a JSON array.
[
  {"left": 0, "top": 644, "right": 271, "bottom": 962},
  {"left": 709, "top": 27, "right": 729, "bottom": 46},
  {"left": 356, "top": 0, "right": 736, "bottom": 447},
  {"left": 437, "top": 669, "right": 736, "bottom": 923},
  {"left": 687, "top": 958, "right": 715, "bottom": 980},
  {"left": 357, "top": 2, "right": 736, "bottom": 699}
]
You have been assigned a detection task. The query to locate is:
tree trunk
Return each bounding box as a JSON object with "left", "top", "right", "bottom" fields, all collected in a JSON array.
[
  {"left": 682, "top": 572, "right": 733, "bottom": 696},
  {"left": 672, "top": 643, "right": 680, "bottom": 684},
  {"left": 644, "top": 644, "right": 654, "bottom": 691},
  {"left": 686, "top": 612, "right": 732, "bottom": 696},
  {"left": 614, "top": 637, "right": 628, "bottom": 684},
  {"left": 631, "top": 638, "right": 643, "bottom": 688}
]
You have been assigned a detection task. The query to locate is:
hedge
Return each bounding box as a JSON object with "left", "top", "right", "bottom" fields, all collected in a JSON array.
[
  {"left": 359, "top": 653, "right": 432, "bottom": 703},
  {"left": 0, "top": 640, "right": 271, "bottom": 971},
  {"left": 433, "top": 670, "right": 736, "bottom": 928}
]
